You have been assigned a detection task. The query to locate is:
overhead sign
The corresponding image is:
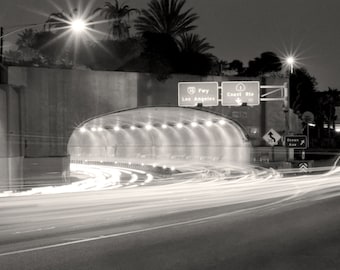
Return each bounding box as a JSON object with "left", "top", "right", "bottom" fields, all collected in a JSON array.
[
  {"left": 284, "top": 135, "right": 307, "bottom": 149},
  {"left": 222, "top": 81, "right": 260, "bottom": 106},
  {"left": 178, "top": 82, "right": 219, "bottom": 107},
  {"left": 263, "top": 128, "right": 281, "bottom": 146}
]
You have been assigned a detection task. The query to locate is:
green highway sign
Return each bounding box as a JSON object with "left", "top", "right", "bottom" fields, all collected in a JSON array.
[
  {"left": 178, "top": 82, "right": 219, "bottom": 107},
  {"left": 222, "top": 81, "right": 260, "bottom": 106},
  {"left": 284, "top": 135, "right": 308, "bottom": 149}
]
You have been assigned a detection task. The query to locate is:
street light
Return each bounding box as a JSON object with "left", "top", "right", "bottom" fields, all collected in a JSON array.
[
  {"left": 285, "top": 56, "right": 296, "bottom": 160},
  {"left": 286, "top": 56, "right": 295, "bottom": 74},
  {"left": 70, "top": 19, "right": 87, "bottom": 33}
]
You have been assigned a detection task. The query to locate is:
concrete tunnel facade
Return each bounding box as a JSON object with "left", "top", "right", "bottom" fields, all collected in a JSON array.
[{"left": 68, "top": 107, "right": 251, "bottom": 165}]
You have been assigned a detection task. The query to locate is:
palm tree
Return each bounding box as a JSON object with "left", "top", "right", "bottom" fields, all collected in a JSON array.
[
  {"left": 94, "top": 1, "right": 139, "bottom": 40},
  {"left": 134, "top": 0, "right": 198, "bottom": 39},
  {"left": 176, "top": 33, "right": 214, "bottom": 76},
  {"left": 177, "top": 33, "right": 213, "bottom": 54},
  {"left": 16, "top": 29, "right": 35, "bottom": 50},
  {"left": 16, "top": 29, "right": 37, "bottom": 60},
  {"left": 44, "top": 10, "right": 70, "bottom": 32}
]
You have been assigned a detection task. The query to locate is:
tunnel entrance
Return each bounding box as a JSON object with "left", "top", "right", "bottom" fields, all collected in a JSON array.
[{"left": 68, "top": 107, "right": 251, "bottom": 166}]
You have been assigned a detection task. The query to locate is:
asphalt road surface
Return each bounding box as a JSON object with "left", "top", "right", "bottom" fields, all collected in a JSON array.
[{"left": 1, "top": 168, "right": 340, "bottom": 270}]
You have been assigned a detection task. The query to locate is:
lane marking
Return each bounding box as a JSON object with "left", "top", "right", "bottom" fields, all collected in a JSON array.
[
  {"left": 14, "top": 227, "right": 55, "bottom": 235},
  {"left": 0, "top": 195, "right": 295, "bottom": 257}
]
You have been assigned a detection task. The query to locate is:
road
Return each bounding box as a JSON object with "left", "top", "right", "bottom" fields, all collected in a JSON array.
[{"left": 1, "top": 167, "right": 340, "bottom": 270}]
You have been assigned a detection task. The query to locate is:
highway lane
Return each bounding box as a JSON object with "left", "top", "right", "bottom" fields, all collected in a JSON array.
[{"left": 1, "top": 168, "right": 340, "bottom": 269}]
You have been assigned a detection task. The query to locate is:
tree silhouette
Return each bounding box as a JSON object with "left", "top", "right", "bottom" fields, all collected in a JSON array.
[
  {"left": 243, "top": 51, "right": 282, "bottom": 77},
  {"left": 177, "top": 33, "right": 214, "bottom": 75},
  {"left": 177, "top": 33, "right": 213, "bottom": 54},
  {"left": 15, "top": 29, "right": 37, "bottom": 60},
  {"left": 44, "top": 10, "right": 73, "bottom": 32},
  {"left": 315, "top": 88, "right": 340, "bottom": 145},
  {"left": 94, "top": 1, "right": 139, "bottom": 40},
  {"left": 134, "top": 0, "right": 198, "bottom": 39},
  {"left": 228, "top": 59, "right": 244, "bottom": 74},
  {"left": 290, "top": 68, "right": 317, "bottom": 115}
]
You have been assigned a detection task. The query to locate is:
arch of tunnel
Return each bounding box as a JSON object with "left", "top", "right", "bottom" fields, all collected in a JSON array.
[{"left": 68, "top": 107, "right": 251, "bottom": 166}]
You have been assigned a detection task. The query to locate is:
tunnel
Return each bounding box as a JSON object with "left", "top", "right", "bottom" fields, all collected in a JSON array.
[{"left": 68, "top": 107, "right": 251, "bottom": 166}]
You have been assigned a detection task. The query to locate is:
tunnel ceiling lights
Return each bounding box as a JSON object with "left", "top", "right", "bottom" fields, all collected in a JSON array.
[
  {"left": 219, "top": 119, "right": 226, "bottom": 125},
  {"left": 145, "top": 124, "right": 152, "bottom": 130},
  {"left": 80, "top": 118, "right": 228, "bottom": 133},
  {"left": 176, "top": 123, "right": 184, "bottom": 129},
  {"left": 191, "top": 122, "right": 198, "bottom": 127}
]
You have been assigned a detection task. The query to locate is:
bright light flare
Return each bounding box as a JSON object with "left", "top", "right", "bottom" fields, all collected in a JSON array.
[
  {"left": 130, "top": 125, "right": 136, "bottom": 130},
  {"left": 286, "top": 56, "right": 295, "bottom": 73},
  {"left": 205, "top": 121, "right": 213, "bottom": 127},
  {"left": 114, "top": 126, "right": 120, "bottom": 132},
  {"left": 145, "top": 124, "right": 152, "bottom": 131},
  {"left": 161, "top": 124, "right": 168, "bottom": 129},
  {"left": 80, "top": 127, "right": 86, "bottom": 133},
  {"left": 70, "top": 19, "right": 87, "bottom": 33},
  {"left": 286, "top": 56, "right": 295, "bottom": 65}
]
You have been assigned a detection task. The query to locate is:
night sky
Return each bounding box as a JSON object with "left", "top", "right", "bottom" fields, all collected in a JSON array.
[{"left": 1, "top": 0, "right": 339, "bottom": 90}]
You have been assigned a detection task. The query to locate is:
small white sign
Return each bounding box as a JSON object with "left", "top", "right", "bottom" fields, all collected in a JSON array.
[{"left": 263, "top": 128, "right": 281, "bottom": 146}]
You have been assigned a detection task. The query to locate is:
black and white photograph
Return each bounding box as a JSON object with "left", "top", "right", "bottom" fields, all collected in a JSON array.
[{"left": 1, "top": 0, "right": 340, "bottom": 269}]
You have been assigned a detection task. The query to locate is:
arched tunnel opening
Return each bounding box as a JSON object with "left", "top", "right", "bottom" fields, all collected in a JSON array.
[{"left": 68, "top": 107, "right": 251, "bottom": 169}]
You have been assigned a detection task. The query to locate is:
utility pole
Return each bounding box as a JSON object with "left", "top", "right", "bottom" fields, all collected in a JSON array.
[
  {"left": 0, "top": 26, "right": 3, "bottom": 64},
  {"left": 0, "top": 26, "right": 3, "bottom": 83}
]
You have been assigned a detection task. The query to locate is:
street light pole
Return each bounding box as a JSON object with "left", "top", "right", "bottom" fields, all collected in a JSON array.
[
  {"left": 285, "top": 56, "right": 295, "bottom": 161},
  {"left": 0, "top": 26, "right": 3, "bottom": 64}
]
